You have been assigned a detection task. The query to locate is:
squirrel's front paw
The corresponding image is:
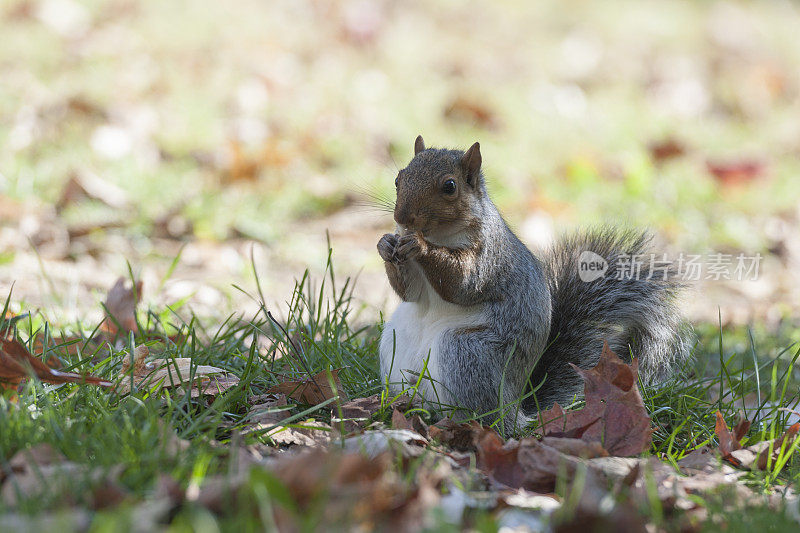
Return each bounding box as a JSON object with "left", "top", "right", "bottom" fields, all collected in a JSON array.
[
  {"left": 377, "top": 233, "right": 399, "bottom": 262},
  {"left": 395, "top": 233, "right": 425, "bottom": 262}
]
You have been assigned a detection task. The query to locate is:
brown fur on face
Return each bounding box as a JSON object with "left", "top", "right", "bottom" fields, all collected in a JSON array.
[{"left": 393, "top": 138, "right": 484, "bottom": 242}]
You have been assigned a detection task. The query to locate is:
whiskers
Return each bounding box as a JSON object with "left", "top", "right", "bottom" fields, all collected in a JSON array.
[{"left": 349, "top": 183, "right": 395, "bottom": 214}]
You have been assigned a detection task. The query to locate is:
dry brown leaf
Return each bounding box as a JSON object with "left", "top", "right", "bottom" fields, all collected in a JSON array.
[
  {"left": 756, "top": 423, "right": 800, "bottom": 470},
  {"left": 733, "top": 414, "right": 751, "bottom": 441},
  {"left": 266, "top": 369, "right": 346, "bottom": 405},
  {"left": 191, "top": 375, "right": 241, "bottom": 398},
  {"left": 194, "top": 449, "right": 432, "bottom": 531},
  {"left": 57, "top": 170, "right": 130, "bottom": 211},
  {"left": 0, "top": 337, "right": 113, "bottom": 390},
  {"left": 342, "top": 429, "right": 428, "bottom": 459},
  {"left": 648, "top": 137, "right": 686, "bottom": 163},
  {"left": 443, "top": 95, "right": 500, "bottom": 130},
  {"left": 117, "top": 346, "right": 239, "bottom": 396},
  {"left": 340, "top": 394, "right": 382, "bottom": 420},
  {"left": 475, "top": 430, "right": 605, "bottom": 493},
  {"left": 225, "top": 140, "right": 259, "bottom": 182},
  {"left": 428, "top": 419, "right": 485, "bottom": 452},
  {"left": 240, "top": 394, "right": 291, "bottom": 435},
  {"left": 537, "top": 342, "right": 652, "bottom": 456},
  {"left": 102, "top": 277, "right": 142, "bottom": 336},
  {"left": 390, "top": 408, "right": 429, "bottom": 439},
  {"left": 536, "top": 402, "right": 600, "bottom": 439},
  {"left": 266, "top": 420, "right": 332, "bottom": 448},
  {"left": 333, "top": 394, "right": 383, "bottom": 432},
  {"left": 706, "top": 158, "right": 766, "bottom": 186},
  {"left": 715, "top": 410, "right": 744, "bottom": 464},
  {"left": 728, "top": 423, "right": 800, "bottom": 472},
  {"left": 539, "top": 437, "right": 609, "bottom": 459},
  {"left": 677, "top": 446, "right": 720, "bottom": 474},
  {"left": 248, "top": 393, "right": 288, "bottom": 408},
  {"left": 31, "top": 332, "right": 104, "bottom": 360},
  {"left": 1, "top": 443, "right": 126, "bottom": 509},
  {"left": 392, "top": 408, "right": 410, "bottom": 430}
]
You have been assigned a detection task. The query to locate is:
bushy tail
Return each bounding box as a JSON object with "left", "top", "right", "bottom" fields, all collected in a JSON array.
[{"left": 524, "top": 227, "right": 690, "bottom": 411}]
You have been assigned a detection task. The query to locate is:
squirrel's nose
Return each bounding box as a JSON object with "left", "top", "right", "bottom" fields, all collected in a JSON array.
[{"left": 394, "top": 209, "right": 415, "bottom": 228}]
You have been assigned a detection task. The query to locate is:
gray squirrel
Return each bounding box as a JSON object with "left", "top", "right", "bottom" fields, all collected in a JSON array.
[{"left": 378, "top": 136, "right": 689, "bottom": 431}]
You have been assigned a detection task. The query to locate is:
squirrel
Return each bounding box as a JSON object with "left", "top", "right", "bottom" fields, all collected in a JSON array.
[{"left": 378, "top": 136, "right": 689, "bottom": 432}]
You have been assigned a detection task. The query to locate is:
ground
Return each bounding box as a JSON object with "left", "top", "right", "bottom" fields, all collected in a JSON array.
[{"left": 1, "top": 0, "right": 800, "bottom": 531}]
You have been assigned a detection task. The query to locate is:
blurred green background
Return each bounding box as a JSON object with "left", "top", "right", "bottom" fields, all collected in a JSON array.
[{"left": 1, "top": 0, "right": 799, "bottom": 327}]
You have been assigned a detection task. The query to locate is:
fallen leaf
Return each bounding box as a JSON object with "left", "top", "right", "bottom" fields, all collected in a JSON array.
[
  {"left": 266, "top": 369, "right": 346, "bottom": 405},
  {"left": 536, "top": 402, "right": 600, "bottom": 439},
  {"left": 428, "top": 419, "right": 485, "bottom": 452},
  {"left": 241, "top": 394, "right": 290, "bottom": 433},
  {"left": 1, "top": 443, "right": 126, "bottom": 509},
  {"left": 192, "top": 375, "right": 241, "bottom": 397},
  {"left": 342, "top": 429, "right": 428, "bottom": 459},
  {"left": 269, "top": 449, "right": 426, "bottom": 529},
  {"left": 225, "top": 140, "right": 260, "bottom": 182},
  {"left": 443, "top": 95, "right": 500, "bottom": 130},
  {"left": 266, "top": 420, "right": 332, "bottom": 448},
  {"left": 706, "top": 158, "right": 766, "bottom": 186},
  {"left": 677, "top": 446, "right": 720, "bottom": 474},
  {"left": 714, "top": 411, "right": 744, "bottom": 462},
  {"left": 475, "top": 431, "right": 604, "bottom": 493},
  {"left": 194, "top": 448, "right": 433, "bottom": 531},
  {"left": 340, "top": 394, "right": 383, "bottom": 418},
  {"left": 331, "top": 393, "right": 415, "bottom": 433},
  {"left": 392, "top": 408, "right": 410, "bottom": 430},
  {"left": 117, "top": 345, "right": 239, "bottom": 396},
  {"left": 537, "top": 342, "right": 652, "bottom": 456},
  {"left": 102, "top": 277, "right": 142, "bottom": 337},
  {"left": 539, "top": 437, "right": 608, "bottom": 459},
  {"left": 0, "top": 337, "right": 112, "bottom": 390},
  {"left": 756, "top": 423, "right": 800, "bottom": 471},
  {"left": 648, "top": 138, "right": 686, "bottom": 163},
  {"left": 733, "top": 414, "right": 751, "bottom": 441},
  {"left": 56, "top": 170, "right": 130, "bottom": 211},
  {"left": 248, "top": 393, "right": 288, "bottom": 408},
  {"left": 391, "top": 408, "right": 429, "bottom": 438},
  {"left": 334, "top": 394, "right": 383, "bottom": 432},
  {"left": 119, "top": 344, "right": 149, "bottom": 375}
]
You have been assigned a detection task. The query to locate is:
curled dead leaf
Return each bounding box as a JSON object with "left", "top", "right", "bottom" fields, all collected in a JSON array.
[
  {"left": 706, "top": 158, "right": 766, "bottom": 186},
  {"left": 428, "top": 419, "right": 485, "bottom": 452},
  {"left": 0, "top": 337, "right": 112, "bottom": 390},
  {"left": 537, "top": 342, "right": 652, "bottom": 456},
  {"left": 266, "top": 420, "right": 332, "bottom": 448},
  {"left": 715, "top": 411, "right": 744, "bottom": 464},
  {"left": 102, "top": 277, "right": 142, "bottom": 337},
  {"left": 266, "top": 369, "right": 346, "bottom": 405},
  {"left": 648, "top": 137, "right": 687, "bottom": 163},
  {"left": 117, "top": 348, "right": 239, "bottom": 396},
  {"left": 391, "top": 408, "right": 429, "bottom": 439}
]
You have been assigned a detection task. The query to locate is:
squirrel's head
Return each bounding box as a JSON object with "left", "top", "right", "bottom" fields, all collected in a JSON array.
[{"left": 393, "top": 135, "right": 485, "bottom": 241}]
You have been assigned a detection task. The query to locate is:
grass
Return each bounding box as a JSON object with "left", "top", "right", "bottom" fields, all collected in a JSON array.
[
  {"left": 1, "top": 255, "right": 799, "bottom": 530},
  {"left": 2, "top": 1, "right": 800, "bottom": 528}
]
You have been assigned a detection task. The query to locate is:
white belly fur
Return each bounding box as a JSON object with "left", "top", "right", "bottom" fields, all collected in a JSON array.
[{"left": 379, "top": 280, "right": 486, "bottom": 404}]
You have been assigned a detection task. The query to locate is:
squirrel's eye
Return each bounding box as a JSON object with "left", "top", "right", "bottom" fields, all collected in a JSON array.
[
  {"left": 395, "top": 176, "right": 399, "bottom": 188},
  {"left": 442, "top": 179, "right": 456, "bottom": 195}
]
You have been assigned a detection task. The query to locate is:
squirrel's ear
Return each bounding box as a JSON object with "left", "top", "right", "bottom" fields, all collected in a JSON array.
[
  {"left": 460, "top": 142, "right": 482, "bottom": 187},
  {"left": 414, "top": 135, "right": 426, "bottom": 155}
]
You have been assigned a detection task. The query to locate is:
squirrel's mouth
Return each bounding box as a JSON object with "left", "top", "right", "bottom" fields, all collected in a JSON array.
[{"left": 397, "top": 224, "right": 424, "bottom": 237}]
